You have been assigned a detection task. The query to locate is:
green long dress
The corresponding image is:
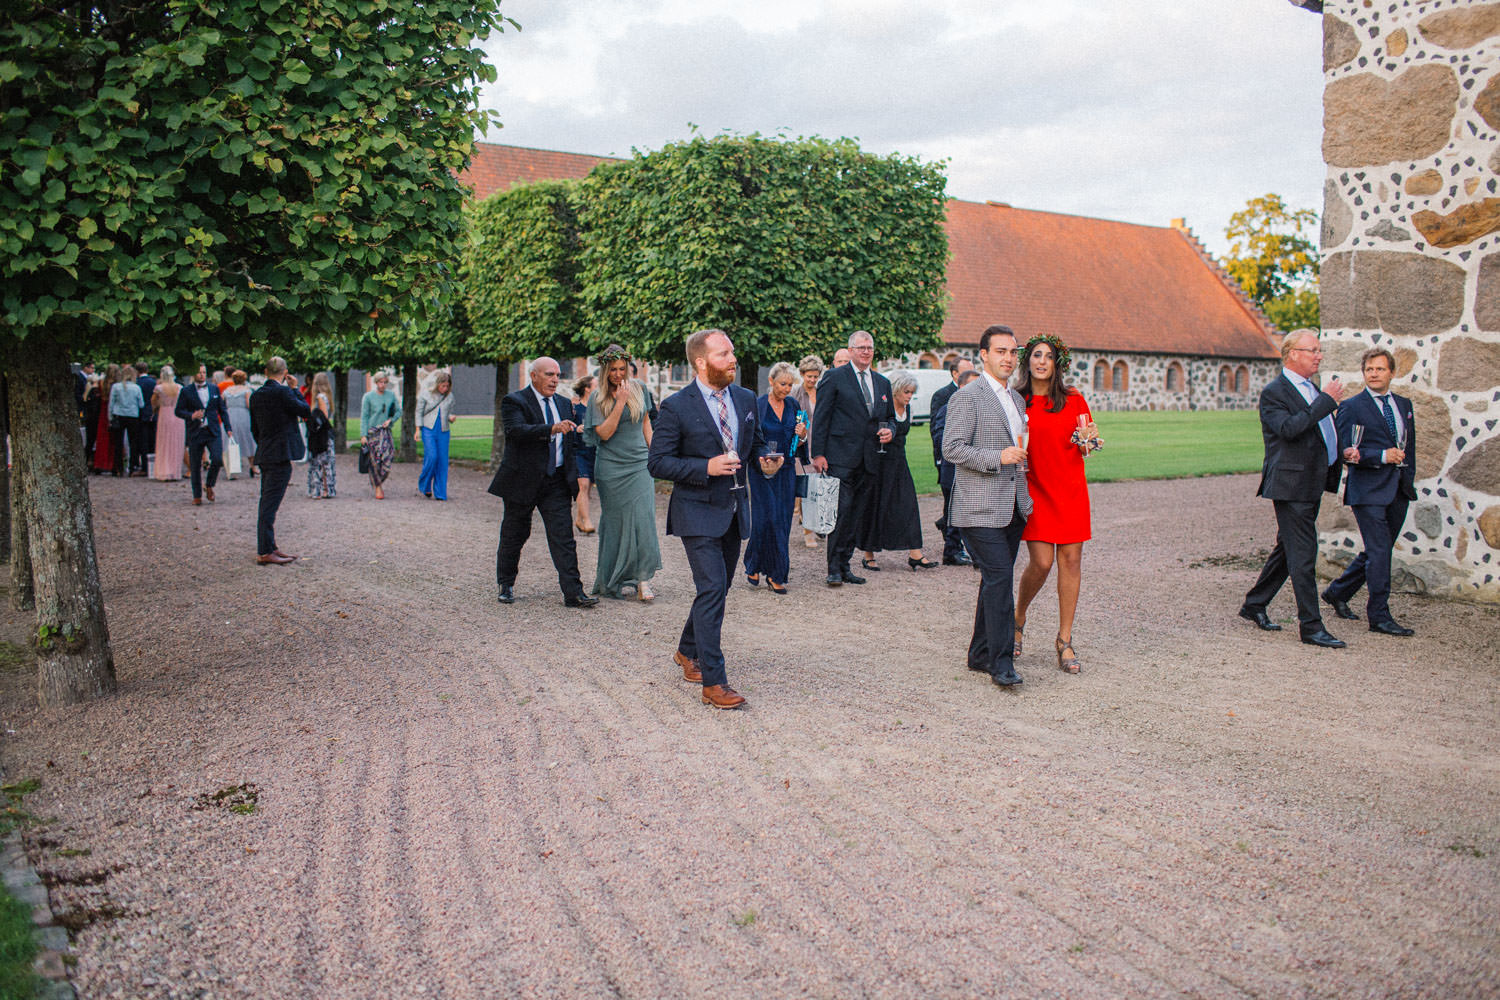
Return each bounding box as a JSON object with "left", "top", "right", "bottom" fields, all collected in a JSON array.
[{"left": 584, "top": 390, "right": 662, "bottom": 596}]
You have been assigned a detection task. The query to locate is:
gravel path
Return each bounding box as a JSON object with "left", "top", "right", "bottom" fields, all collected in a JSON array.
[{"left": 1, "top": 457, "right": 1496, "bottom": 999}]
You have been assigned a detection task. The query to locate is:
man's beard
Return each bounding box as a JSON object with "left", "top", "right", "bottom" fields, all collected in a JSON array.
[{"left": 703, "top": 359, "right": 735, "bottom": 389}]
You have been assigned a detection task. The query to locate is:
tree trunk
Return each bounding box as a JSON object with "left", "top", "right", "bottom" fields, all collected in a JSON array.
[
  {"left": 399, "top": 361, "right": 418, "bottom": 464},
  {"left": 739, "top": 361, "right": 760, "bottom": 393},
  {"left": 9, "top": 338, "right": 115, "bottom": 705},
  {"left": 0, "top": 374, "right": 11, "bottom": 565},
  {"left": 490, "top": 362, "right": 509, "bottom": 471},
  {"left": 6, "top": 372, "right": 33, "bottom": 612},
  {"left": 332, "top": 368, "right": 349, "bottom": 454}
]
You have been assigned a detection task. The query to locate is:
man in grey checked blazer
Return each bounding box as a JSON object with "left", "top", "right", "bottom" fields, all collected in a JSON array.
[{"left": 942, "top": 325, "right": 1033, "bottom": 686}]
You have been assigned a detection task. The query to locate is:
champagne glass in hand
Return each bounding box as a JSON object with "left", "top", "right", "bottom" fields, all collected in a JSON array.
[
  {"left": 877, "top": 421, "right": 891, "bottom": 455},
  {"left": 720, "top": 429, "right": 744, "bottom": 491}
]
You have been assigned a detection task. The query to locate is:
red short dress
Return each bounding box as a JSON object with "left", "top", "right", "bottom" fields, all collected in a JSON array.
[{"left": 1021, "top": 391, "right": 1092, "bottom": 544}]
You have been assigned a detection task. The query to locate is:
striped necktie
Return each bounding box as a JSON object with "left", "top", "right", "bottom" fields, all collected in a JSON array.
[{"left": 713, "top": 389, "right": 734, "bottom": 452}]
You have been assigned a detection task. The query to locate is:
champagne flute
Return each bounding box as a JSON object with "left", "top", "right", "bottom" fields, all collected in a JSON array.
[
  {"left": 877, "top": 421, "right": 891, "bottom": 455},
  {"left": 720, "top": 427, "right": 744, "bottom": 492},
  {"left": 1350, "top": 423, "right": 1364, "bottom": 460},
  {"left": 1396, "top": 423, "right": 1407, "bottom": 464}
]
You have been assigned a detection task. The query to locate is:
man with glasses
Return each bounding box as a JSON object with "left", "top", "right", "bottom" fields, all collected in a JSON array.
[{"left": 1239, "top": 329, "right": 1347, "bottom": 647}]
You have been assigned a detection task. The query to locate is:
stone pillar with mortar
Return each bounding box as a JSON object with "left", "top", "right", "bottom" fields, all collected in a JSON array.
[{"left": 1308, "top": 0, "right": 1500, "bottom": 602}]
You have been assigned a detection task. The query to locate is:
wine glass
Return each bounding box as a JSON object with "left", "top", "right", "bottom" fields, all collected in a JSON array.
[
  {"left": 877, "top": 421, "right": 892, "bottom": 455},
  {"left": 720, "top": 427, "right": 744, "bottom": 492},
  {"left": 762, "top": 445, "right": 782, "bottom": 479},
  {"left": 1350, "top": 424, "right": 1364, "bottom": 460},
  {"left": 1396, "top": 424, "right": 1408, "bottom": 464}
]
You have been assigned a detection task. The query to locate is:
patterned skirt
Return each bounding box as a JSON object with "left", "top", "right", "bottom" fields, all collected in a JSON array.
[{"left": 367, "top": 426, "right": 394, "bottom": 488}]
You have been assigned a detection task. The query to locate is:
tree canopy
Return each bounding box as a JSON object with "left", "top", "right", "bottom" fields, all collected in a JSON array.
[{"left": 1222, "top": 194, "right": 1320, "bottom": 332}]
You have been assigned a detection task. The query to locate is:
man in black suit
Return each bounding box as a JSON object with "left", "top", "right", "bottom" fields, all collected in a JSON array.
[
  {"left": 249, "top": 357, "right": 311, "bottom": 565},
  {"left": 488, "top": 357, "right": 598, "bottom": 608},
  {"left": 809, "top": 330, "right": 895, "bottom": 586},
  {"left": 930, "top": 358, "right": 976, "bottom": 566},
  {"left": 1240, "top": 329, "right": 1347, "bottom": 647},
  {"left": 647, "top": 329, "right": 774, "bottom": 709},
  {"left": 133, "top": 362, "right": 156, "bottom": 477},
  {"left": 1322, "top": 348, "right": 1417, "bottom": 636},
  {"left": 174, "top": 363, "right": 234, "bottom": 505}
]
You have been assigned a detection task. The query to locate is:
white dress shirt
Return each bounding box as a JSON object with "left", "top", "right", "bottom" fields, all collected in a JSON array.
[
  {"left": 695, "top": 378, "right": 739, "bottom": 450},
  {"left": 531, "top": 386, "right": 562, "bottom": 469},
  {"left": 981, "top": 371, "right": 1025, "bottom": 442}
]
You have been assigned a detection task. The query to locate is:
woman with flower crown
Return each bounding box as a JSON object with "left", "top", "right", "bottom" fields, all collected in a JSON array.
[
  {"left": 1011, "top": 334, "right": 1101, "bottom": 674},
  {"left": 584, "top": 345, "right": 662, "bottom": 602}
]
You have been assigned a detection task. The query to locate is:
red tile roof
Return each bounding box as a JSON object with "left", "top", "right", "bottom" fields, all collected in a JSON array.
[
  {"left": 458, "top": 144, "right": 1279, "bottom": 360},
  {"left": 942, "top": 200, "right": 1279, "bottom": 359}
]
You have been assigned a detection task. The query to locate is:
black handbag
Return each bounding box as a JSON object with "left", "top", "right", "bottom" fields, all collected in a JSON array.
[{"left": 357, "top": 446, "right": 371, "bottom": 474}]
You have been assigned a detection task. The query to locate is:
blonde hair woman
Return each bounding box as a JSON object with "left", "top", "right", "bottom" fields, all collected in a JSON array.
[{"left": 584, "top": 345, "right": 661, "bottom": 601}]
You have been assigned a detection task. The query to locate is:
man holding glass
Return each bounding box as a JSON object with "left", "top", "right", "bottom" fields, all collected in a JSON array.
[
  {"left": 1321, "top": 347, "right": 1417, "bottom": 636},
  {"left": 810, "top": 330, "right": 894, "bottom": 587},
  {"left": 647, "top": 329, "right": 776, "bottom": 710},
  {"left": 1239, "top": 329, "right": 1347, "bottom": 647}
]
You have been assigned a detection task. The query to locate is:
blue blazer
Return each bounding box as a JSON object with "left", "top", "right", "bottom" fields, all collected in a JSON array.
[
  {"left": 174, "top": 382, "right": 230, "bottom": 445},
  {"left": 249, "top": 381, "right": 312, "bottom": 464},
  {"left": 1336, "top": 390, "right": 1416, "bottom": 507},
  {"left": 648, "top": 382, "right": 764, "bottom": 539}
]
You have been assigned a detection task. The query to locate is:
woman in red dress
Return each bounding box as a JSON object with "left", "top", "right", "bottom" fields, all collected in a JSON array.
[{"left": 1012, "top": 335, "right": 1100, "bottom": 674}]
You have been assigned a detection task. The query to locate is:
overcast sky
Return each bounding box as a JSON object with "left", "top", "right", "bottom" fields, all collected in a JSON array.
[{"left": 478, "top": 0, "right": 1325, "bottom": 258}]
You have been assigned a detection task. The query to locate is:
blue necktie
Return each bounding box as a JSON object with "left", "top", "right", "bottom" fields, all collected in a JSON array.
[
  {"left": 543, "top": 396, "right": 558, "bottom": 475},
  {"left": 1309, "top": 379, "right": 1336, "bottom": 465},
  {"left": 1379, "top": 395, "right": 1398, "bottom": 447}
]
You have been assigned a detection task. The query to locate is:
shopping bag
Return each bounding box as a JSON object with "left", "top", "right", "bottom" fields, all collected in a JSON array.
[
  {"left": 224, "top": 436, "right": 242, "bottom": 476},
  {"left": 801, "top": 472, "right": 839, "bottom": 535}
]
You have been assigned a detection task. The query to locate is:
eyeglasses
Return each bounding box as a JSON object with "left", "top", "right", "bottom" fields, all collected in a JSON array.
[{"left": 1290, "top": 347, "right": 1323, "bottom": 355}]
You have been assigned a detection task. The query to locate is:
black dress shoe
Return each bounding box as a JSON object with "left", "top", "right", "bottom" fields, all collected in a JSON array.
[
  {"left": 1370, "top": 619, "right": 1414, "bottom": 636},
  {"left": 1238, "top": 606, "right": 1281, "bottom": 631},
  {"left": 839, "top": 571, "right": 866, "bottom": 585},
  {"left": 1300, "top": 628, "right": 1346, "bottom": 648},
  {"left": 943, "top": 553, "right": 973, "bottom": 566},
  {"left": 497, "top": 586, "right": 515, "bottom": 605},
  {"left": 564, "top": 593, "right": 600, "bottom": 608},
  {"left": 825, "top": 573, "right": 843, "bottom": 587},
  {"left": 1322, "top": 591, "right": 1360, "bottom": 620},
  {"left": 992, "top": 668, "right": 1023, "bottom": 687},
  {"left": 967, "top": 661, "right": 989, "bottom": 673}
]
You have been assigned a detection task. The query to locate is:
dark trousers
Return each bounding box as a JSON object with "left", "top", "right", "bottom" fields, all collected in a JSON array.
[
  {"left": 124, "top": 417, "right": 147, "bottom": 472},
  {"left": 257, "top": 461, "right": 292, "bottom": 555},
  {"left": 1244, "top": 497, "right": 1324, "bottom": 633},
  {"left": 495, "top": 472, "right": 584, "bottom": 598},
  {"left": 828, "top": 466, "right": 874, "bottom": 574},
  {"left": 187, "top": 430, "right": 223, "bottom": 499},
  {"left": 108, "top": 420, "right": 132, "bottom": 475},
  {"left": 1324, "top": 498, "right": 1409, "bottom": 624},
  {"left": 936, "top": 480, "right": 965, "bottom": 560},
  {"left": 677, "top": 521, "right": 743, "bottom": 688},
  {"left": 961, "top": 515, "right": 1026, "bottom": 676}
]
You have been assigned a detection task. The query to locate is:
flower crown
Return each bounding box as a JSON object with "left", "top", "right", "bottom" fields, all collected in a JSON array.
[
  {"left": 1023, "top": 333, "right": 1070, "bottom": 373},
  {"left": 594, "top": 344, "right": 631, "bottom": 366}
]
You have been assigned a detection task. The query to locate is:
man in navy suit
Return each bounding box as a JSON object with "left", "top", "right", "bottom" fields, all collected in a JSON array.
[
  {"left": 174, "top": 363, "right": 233, "bottom": 505},
  {"left": 1322, "top": 348, "right": 1417, "bottom": 635},
  {"left": 132, "top": 363, "right": 156, "bottom": 476},
  {"left": 1239, "top": 329, "right": 1347, "bottom": 647},
  {"left": 647, "top": 329, "right": 775, "bottom": 710},
  {"left": 809, "top": 330, "right": 895, "bottom": 586},
  {"left": 487, "top": 357, "right": 598, "bottom": 608},
  {"left": 249, "top": 357, "right": 311, "bottom": 565}
]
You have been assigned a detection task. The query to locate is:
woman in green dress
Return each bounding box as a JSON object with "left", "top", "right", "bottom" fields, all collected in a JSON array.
[{"left": 585, "top": 345, "right": 662, "bottom": 601}]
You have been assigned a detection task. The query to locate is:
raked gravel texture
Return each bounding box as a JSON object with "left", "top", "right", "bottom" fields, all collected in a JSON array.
[{"left": 0, "top": 455, "right": 1496, "bottom": 999}]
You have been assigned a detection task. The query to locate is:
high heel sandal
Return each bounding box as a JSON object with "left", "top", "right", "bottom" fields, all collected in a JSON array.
[
  {"left": 907, "top": 556, "right": 939, "bottom": 570},
  {"left": 1056, "top": 636, "right": 1081, "bottom": 674},
  {"left": 1013, "top": 623, "right": 1024, "bottom": 657},
  {"left": 745, "top": 573, "right": 761, "bottom": 587},
  {"left": 768, "top": 581, "right": 787, "bottom": 595},
  {"left": 861, "top": 557, "right": 882, "bottom": 571},
  {"left": 637, "top": 582, "right": 654, "bottom": 602}
]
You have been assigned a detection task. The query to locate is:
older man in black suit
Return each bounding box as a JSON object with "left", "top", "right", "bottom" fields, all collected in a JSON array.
[
  {"left": 249, "top": 357, "right": 311, "bottom": 565},
  {"left": 175, "top": 363, "right": 233, "bottom": 505},
  {"left": 488, "top": 357, "right": 598, "bottom": 608},
  {"left": 1239, "top": 328, "right": 1347, "bottom": 647},
  {"left": 809, "top": 330, "right": 895, "bottom": 587}
]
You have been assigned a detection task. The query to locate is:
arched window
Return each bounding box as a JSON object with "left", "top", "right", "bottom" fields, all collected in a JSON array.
[
  {"left": 1235, "top": 366, "right": 1249, "bottom": 393},
  {"left": 1167, "top": 362, "right": 1185, "bottom": 392},
  {"left": 1112, "top": 361, "right": 1129, "bottom": 393},
  {"left": 918, "top": 352, "right": 939, "bottom": 370},
  {"left": 1093, "top": 360, "right": 1109, "bottom": 392},
  {"left": 1218, "top": 365, "right": 1232, "bottom": 393}
]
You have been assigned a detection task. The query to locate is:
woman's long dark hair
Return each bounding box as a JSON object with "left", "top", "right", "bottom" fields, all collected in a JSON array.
[{"left": 1014, "top": 339, "right": 1075, "bottom": 414}]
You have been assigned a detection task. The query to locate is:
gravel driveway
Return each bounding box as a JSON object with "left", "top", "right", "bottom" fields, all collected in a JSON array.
[{"left": 1, "top": 457, "right": 1496, "bottom": 999}]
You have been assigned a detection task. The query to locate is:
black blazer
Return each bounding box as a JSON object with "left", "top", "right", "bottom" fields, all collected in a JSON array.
[
  {"left": 487, "top": 388, "right": 577, "bottom": 503},
  {"left": 1336, "top": 390, "right": 1416, "bottom": 507},
  {"left": 809, "top": 363, "right": 894, "bottom": 478},
  {"left": 249, "top": 381, "right": 312, "bottom": 463},
  {"left": 1257, "top": 373, "right": 1341, "bottom": 502},
  {"left": 175, "top": 382, "right": 230, "bottom": 445},
  {"left": 647, "top": 382, "right": 763, "bottom": 539},
  {"left": 136, "top": 375, "right": 156, "bottom": 420}
]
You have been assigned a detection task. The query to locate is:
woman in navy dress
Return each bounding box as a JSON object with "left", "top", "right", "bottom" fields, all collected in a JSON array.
[{"left": 744, "top": 362, "right": 806, "bottom": 594}]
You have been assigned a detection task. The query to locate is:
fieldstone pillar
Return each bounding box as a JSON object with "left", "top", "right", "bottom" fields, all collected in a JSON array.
[{"left": 1315, "top": 0, "right": 1500, "bottom": 602}]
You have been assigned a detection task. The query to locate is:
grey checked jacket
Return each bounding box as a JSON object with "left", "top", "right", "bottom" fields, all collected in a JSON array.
[{"left": 940, "top": 378, "right": 1033, "bottom": 528}]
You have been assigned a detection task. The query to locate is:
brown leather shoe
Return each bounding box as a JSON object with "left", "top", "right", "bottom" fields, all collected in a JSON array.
[
  {"left": 701, "top": 684, "right": 746, "bottom": 710},
  {"left": 255, "top": 552, "right": 294, "bottom": 565},
  {"left": 673, "top": 651, "right": 702, "bottom": 684},
  {"left": 192, "top": 497, "right": 202, "bottom": 506},
  {"left": 272, "top": 550, "right": 299, "bottom": 562},
  {"left": 204, "top": 486, "right": 215, "bottom": 502}
]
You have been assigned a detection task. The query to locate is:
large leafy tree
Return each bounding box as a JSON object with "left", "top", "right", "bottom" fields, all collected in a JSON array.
[
  {"left": 576, "top": 134, "right": 950, "bottom": 385},
  {"left": 1, "top": 0, "right": 508, "bottom": 704},
  {"left": 1223, "top": 194, "right": 1320, "bottom": 332}
]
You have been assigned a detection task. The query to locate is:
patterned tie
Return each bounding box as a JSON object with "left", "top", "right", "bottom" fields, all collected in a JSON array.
[
  {"left": 1309, "top": 378, "right": 1336, "bottom": 465},
  {"left": 713, "top": 389, "right": 734, "bottom": 453},
  {"left": 1379, "top": 394, "right": 1398, "bottom": 448},
  {"left": 542, "top": 396, "right": 558, "bottom": 475},
  {"left": 859, "top": 370, "right": 873, "bottom": 412}
]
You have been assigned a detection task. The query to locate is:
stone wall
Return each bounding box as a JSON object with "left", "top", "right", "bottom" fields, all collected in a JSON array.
[{"left": 1317, "top": 0, "right": 1499, "bottom": 602}]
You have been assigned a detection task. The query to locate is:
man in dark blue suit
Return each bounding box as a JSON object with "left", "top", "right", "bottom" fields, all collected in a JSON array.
[
  {"left": 249, "top": 357, "right": 311, "bottom": 565},
  {"left": 1240, "top": 329, "right": 1347, "bottom": 647},
  {"left": 174, "top": 363, "right": 234, "bottom": 505},
  {"left": 133, "top": 363, "right": 156, "bottom": 476},
  {"left": 647, "top": 329, "right": 776, "bottom": 710},
  {"left": 1322, "top": 348, "right": 1417, "bottom": 635}
]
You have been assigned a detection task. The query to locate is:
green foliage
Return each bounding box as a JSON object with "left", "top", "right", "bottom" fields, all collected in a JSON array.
[
  {"left": 1222, "top": 194, "right": 1319, "bottom": 331},
  {"left": 576, "top": 133, "right": 950, "bottom": 372},
  {"left": 0, "top": 881, "right": 41, "bottom": 1000},
  {"left": 0, "top": 0, "right": 511, "bottom": 358},
  {"left": 465, "top": 180, "right": 588, "bottom": 362}
]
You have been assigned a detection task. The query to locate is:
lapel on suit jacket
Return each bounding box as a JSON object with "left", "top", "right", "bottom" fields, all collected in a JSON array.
[{"left": 974, "top": 380, "right": 1017, "bottom": 448}]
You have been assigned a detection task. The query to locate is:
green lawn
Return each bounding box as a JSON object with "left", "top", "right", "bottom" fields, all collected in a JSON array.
[{"left": 345, "top": 410, "right": 1264, "bottom": 490}]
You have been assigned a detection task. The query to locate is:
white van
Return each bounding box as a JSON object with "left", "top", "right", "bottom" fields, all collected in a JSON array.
[{"left": 890, "top": 368, "right": 959, "bottom": 423}]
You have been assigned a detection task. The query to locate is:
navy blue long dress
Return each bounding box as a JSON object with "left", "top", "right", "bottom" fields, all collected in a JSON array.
[{"left": 744, "top": 393, "right": 800, "bottom": 585}]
